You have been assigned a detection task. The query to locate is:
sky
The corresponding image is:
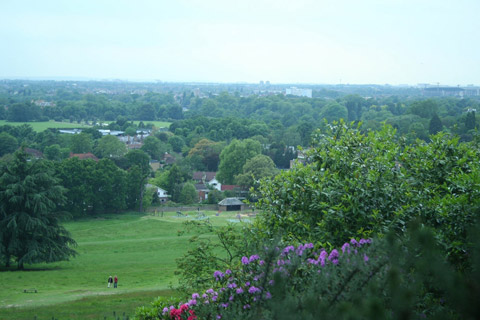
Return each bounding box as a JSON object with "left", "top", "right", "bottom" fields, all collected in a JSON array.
[{"left": 0, "top": 0, "right": 479, "bottom": 85}]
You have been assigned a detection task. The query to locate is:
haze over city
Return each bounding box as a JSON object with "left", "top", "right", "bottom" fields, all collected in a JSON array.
[{"left": 1, "top": 0, "right": 479, "bottom": 85}]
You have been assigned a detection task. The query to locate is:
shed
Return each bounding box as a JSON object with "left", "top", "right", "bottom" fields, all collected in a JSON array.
[{"left": 218, "top": 197, "right": 246, "bottom": 212}]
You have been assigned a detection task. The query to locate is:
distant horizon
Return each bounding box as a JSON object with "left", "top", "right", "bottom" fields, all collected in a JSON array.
[{"left": 1, "top": 76, "right": 477, "bottom": 88}]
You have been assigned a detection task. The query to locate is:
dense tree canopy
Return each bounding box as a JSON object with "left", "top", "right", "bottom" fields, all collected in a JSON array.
[
  {"left": 217, "top": 139, "right": 262, "bottom": 184},
  {"left": 0, "top": 150, "right": 77, "bottom": 269}
]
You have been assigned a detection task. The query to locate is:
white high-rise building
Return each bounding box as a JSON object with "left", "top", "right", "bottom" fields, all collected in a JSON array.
[{"left": 285, "top": 87, "right": 312, "bottom": 98}]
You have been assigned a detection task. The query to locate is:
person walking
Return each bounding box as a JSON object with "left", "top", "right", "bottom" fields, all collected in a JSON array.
[
  {"left": 107, "top": 276, "right": 113, "bottom": 288},
  {"left": 114, "top": 275, "right": 118, "bottom": 288}
]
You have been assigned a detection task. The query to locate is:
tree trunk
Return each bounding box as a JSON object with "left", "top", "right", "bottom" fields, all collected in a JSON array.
[{"left": 18, "top": 261, "right": 24, "bottom": 270}]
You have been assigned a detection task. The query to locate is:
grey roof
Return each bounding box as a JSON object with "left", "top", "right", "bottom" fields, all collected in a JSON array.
[{"left": 218, "top": 198, "right": 244, "bottom": 206}]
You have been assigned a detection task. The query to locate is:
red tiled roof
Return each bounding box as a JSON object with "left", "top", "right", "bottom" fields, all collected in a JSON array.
[
  {"left": 221, "top": 185, "right": 238, "bottom": 191},
  {"left": 70, "top": 153, "right": 99, "bottom": 161},
  {"left": 193, "top": 171, "right": 217, "bottom": 181}
]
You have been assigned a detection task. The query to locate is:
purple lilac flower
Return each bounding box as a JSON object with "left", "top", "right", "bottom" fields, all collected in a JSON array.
[
  {"left": 364, "top": 253, "right": 369, "bottom": 262},
  {"left": 341, "top": 242, "right": 350, "bottom": 254},
  {"left": 192, "top": 293, "right": 200, "bottom": 299},
  {"left": 328, "top": 249, "right": 339, "bottom": 262},
  {"left": 245, "top": 281, "right": 250, "bottom": 286},
  {"left": 277, "top": 259, "right": 285, "bottom": 266},
  {"left": 221, "top": 303, "right": 229, "bottom": 308},
  {"left": 243, "top": 304, "right": 251, "bottom": 309},
  {"left": 212, "top": 295, "right": 218, "bottom": 301},
  {"left": 202, "top": 293, "right": 208, "bottom": 299},
  {"left": 206, "top": 288, "right": 214, "bottom": 294},
  {"left": 265, "top": 292, "right": 272, "bottom": 299},
  {"left": 305, "top": 243, "right": 314, "bottom": 249},
  {"left": 214, "top": 270, "right": 224, "bottom": 280},
  {"left": 225, "top": 269, "right": 232, "bottom": 275},
  {"left": 241, "top": 256, "right": 249, "bottom": 265},
  {"left": 350, "top": 238, "right": 358, "bottom": 246},
  {"left": 249, "top": 254, "right": 260, "bottom": 262},
  {"left": 227, "top": 282, "right": 237, "bottom": 289},
  {"left": 229, "top": 295, "right": 234, "bottom": 301},
  {"left": 269, "top": 280, "right": 275, "bottom": 285},
  {"left": 282, "top": 245, "right": 295, "bottom": 255},
  {"left": 188, "top": 299, "right": 197, "bottom": 306},
  {"left": 248, "top": 286, "right": 261, "bottom": 294},
  {"left": 236, "top": 288, "right": 244, "bottom": 294},
  {"left": 259, "top": 260, "right": 265, "bottom": 265},
  {"left": 217, "top": 315, "right": 222, "bottom": 319},
  {"left": 162, "top": 307, "right": 169, "bottom": 315},
  {"left": 204, "top": 300, "right": 210, "bottom": 304},
  {"left": 169, "top": 306, "right": 175, "bottom": 311}
]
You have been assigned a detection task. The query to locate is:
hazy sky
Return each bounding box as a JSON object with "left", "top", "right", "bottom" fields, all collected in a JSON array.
[{"left": 1, "top": 0, "right": 478, "bottom": 85}]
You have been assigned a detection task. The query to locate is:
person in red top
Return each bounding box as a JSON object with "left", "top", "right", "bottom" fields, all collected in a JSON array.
[{"left": 114, "top": 275, "right": 118, "bottom": 288}]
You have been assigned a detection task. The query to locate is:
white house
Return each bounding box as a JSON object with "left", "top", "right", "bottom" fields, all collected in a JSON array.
[{"left": 146, "top": 184, "right": 169, "bottom": 203}]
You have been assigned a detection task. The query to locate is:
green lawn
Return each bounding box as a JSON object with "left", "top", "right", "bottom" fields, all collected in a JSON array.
[
  {"left": 131, "top": 121, "right": 171, "bottom": 128},
  {"left": 0, "top": 120, "right": 92, "bottom": 132},
  {"left": 0, "top": 210, "right": 254, "bottom": 319}
]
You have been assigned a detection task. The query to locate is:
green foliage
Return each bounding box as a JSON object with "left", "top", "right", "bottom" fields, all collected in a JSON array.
[
  {"left": 255, "top": 121, "right": 480, "bottom": 268},
  {"left": 179, "top": 182, "right": 198, "bottom": 204},
  {"left": 174, "top": 222, "right": 253, "bottom": 293},
  {"left": 70, "top": 132, "right": 94, "bottom": 153},
  {"left": 141, "top": 136, "right": 170, "bottom": 160},
  {"left": 217, "top": 139, "right": 262, "bottom": 184},
  {"left": 235, "top": 154, "right": 278, "bottom": 189},
  {"left": 0, "top": 149, "right": 77, "bottom": 269},
  {"left": 0, "top": 132, "right": 18, "bottom": 157},
  {"left": 429, "top": 113, "right": 443, "bottom": 134},
  {"left": 95, "top": 134, "right": 128, "bottom": 159}
]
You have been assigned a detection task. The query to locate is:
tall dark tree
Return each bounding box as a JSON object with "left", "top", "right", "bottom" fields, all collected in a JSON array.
[
  {"left": 465, "top": 111, "right": 476, "bottom": 131},
  {"left": 0, "top": 150, "right": 77, "bottom": 269},
  {"left": 429, "top": 113, "right": 443, "bottom": 135},
  {"left": 125, "top": 149, "right": 151, "bottom": 211}
]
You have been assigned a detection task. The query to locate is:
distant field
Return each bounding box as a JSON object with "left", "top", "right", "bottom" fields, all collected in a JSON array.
[
  {"left": 0, "top": 120, "right": 172, "bottom": 132},
  {"left": 0, "top": 210, "right": 255, "bottom": 319},
  {"left": 131, "top": 120, "right": 171, "bottom": 128},
  {"left": 0, "top": 120, "right": 92, "bottom": 132}
]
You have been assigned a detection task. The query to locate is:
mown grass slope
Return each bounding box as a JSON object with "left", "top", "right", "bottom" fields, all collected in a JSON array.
[{"left": 0, "top": 211, "right": 251, "bottom": 319}]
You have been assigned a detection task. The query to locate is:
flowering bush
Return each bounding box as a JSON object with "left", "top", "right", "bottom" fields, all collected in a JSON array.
[{"left": 140, "top": 238, "right": 375, "bottom": 320}]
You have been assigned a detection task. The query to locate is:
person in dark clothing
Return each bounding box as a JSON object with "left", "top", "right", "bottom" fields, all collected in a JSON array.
[
  {"left": 107, "top": 276, "right": 113, "bottom": 288},
  {"left": 114, "top": 275, "right": 118, "bottom": 288}
]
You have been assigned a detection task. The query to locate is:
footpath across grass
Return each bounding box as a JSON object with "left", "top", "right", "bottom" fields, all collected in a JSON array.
[{"left": 0, "top": 210, "right": 253, "bottom": 319}]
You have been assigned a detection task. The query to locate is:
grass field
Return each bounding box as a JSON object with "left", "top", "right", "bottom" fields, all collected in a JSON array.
[
  {"left": 0, "top": 120, "right": 171, "bottom": 132},
  {"left": 0, "top": 210, "right": 254, "bottom": 319},
  {"left": 0, "top": 120, "right": 92, "bottom": 132}
]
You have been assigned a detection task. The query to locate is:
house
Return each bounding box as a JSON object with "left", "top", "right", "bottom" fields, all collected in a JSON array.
[
  {"left": 195, "top": 183, "right": 210, "bottom": 202},
  {"left": 146, "top": 184, "right": 169, "bottom": 203},
  {"left": 163, "top": 153, "right": 176, "bottom": 165},
  {"left": 70, "top": 152, "right": 99, "bottom": 161},
  {"left": 23, "top": 148, "right": 43, "bottom": 159},
  {"left": 193, "top": 172, "right": 221, "bottom": 191},
  {"left": 218, "top": 197, "right": 246, "bottom": 211}
]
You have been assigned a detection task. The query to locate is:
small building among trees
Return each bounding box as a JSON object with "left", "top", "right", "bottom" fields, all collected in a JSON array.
[{"left": 218, "top": 197, "right": 246, "bottom": 211}]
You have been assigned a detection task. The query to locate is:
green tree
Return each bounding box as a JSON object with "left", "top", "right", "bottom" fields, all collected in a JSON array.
[
  {"left": 429, "top": 113, "right": 443, "bottom": 135},
  {"left": 0, "top": 150, "right": 77, "bottom": 269},
  {"left": 125, "top": 149, "right": 151, "bottom": 211},
  {"left": 235, "top": 154, "right": 278, "bottom": 189},
  {"left": 44, "top": 144, "right": 62, "bottom": 161},
  {"left": 94, "top": 135, "right": 127, "bottom": 159},
  {"left": 0, "top": 132, "right": 18, "bottom": 157},
  {"left": 70, "top": 132, "right": 93, "bottom": 154},
  {"left": 179, "top": 182, "right": 198, "bottom": 204},
  {"left": 168, "top": 135, "right": 185, "bottom": 153},
  {"left": 141, "top": 136, "right": 169, "bottom": 160},
  {"left": 217, "top": 139, "right": 262, "bottom": 184},
  {"left": 319, "top": 101, "right": 348, "bottom": 123},
  {"left": 465, "top": 111, "right": 476, "bottom": 131}
]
